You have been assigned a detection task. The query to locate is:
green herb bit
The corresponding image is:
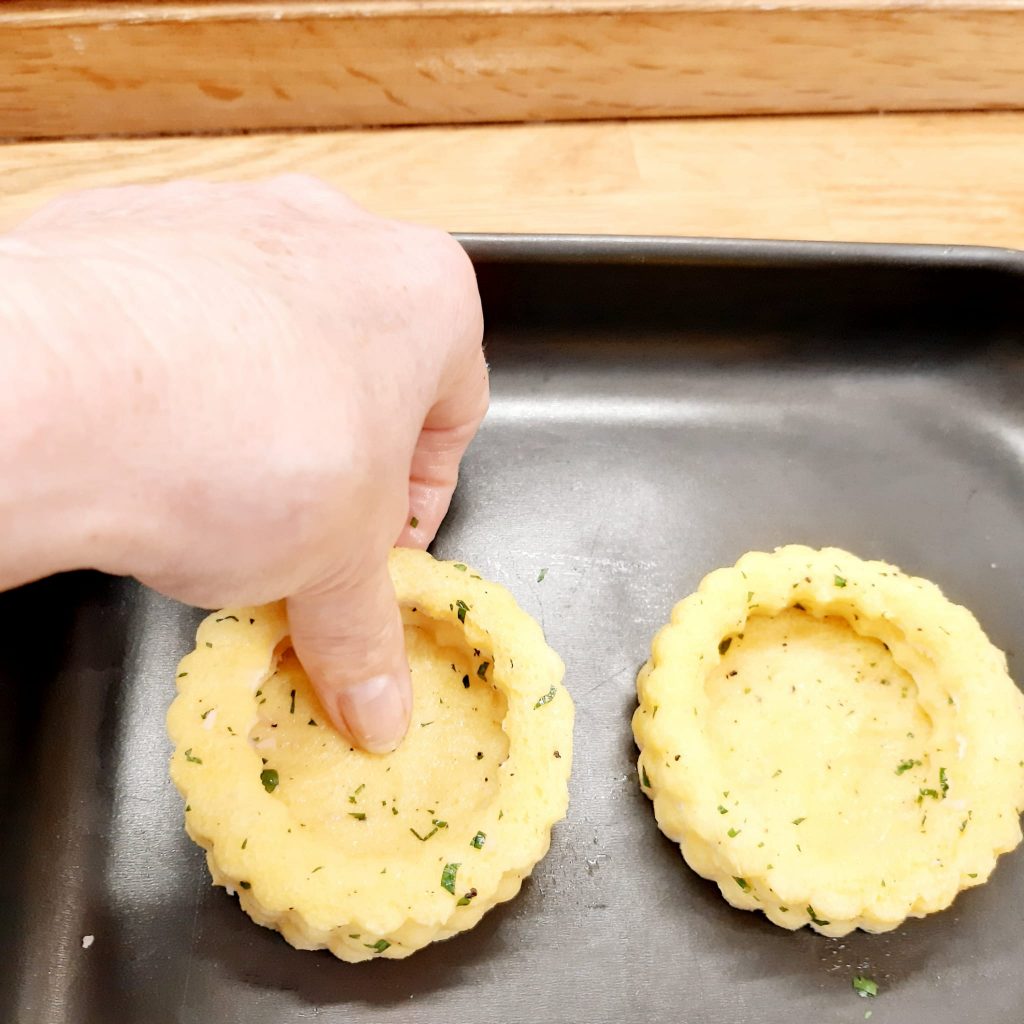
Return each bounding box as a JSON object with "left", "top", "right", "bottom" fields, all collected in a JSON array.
[
  {"left": 366, "top": 939, "right": 391, "bottom": 953},
  {"left": 392, "top": 806, "right": 399, "bottom": 816},
  {"left": 968, "top": 872, "right": 978, "bottom": 878},
  {"left": 895, "top": 759, "right": 921, "bottom": 775},
  {"left": 349, "top": 812, "right": 366, "bottom": 821},
  {"left": 241, "top": 838, "right": 248, "bottom": 850},
  {"left": 349, "top": 933, "right": 360, "bottom": 939},
  {"left": 454, "top": 563, "right": 467, "bottom": 572},
  {"left": 260, "top": 768, "right": 280, "bottom": 793},
  {"left": 410, "top": 826, "right": 439, "bottom": 842},
  {"left": 239, "top": 881, "right": 251, "bottom": 890},
  {"left": 289, "top": 689, "right": 296, "bottom": 714},
  {"left": 852, "top": 975, "right": 878, "bottom": 998},
  {"left": 733, "top": 877, "right": 751, "bottom": 892},
  {"left": 433, "top": 819, "right": 448, "bottom": 829},
  {"left": 200, "top": 708, "right": 214, "bottom": 720},
  {"left": 409, "top": 516, "right": 419, "bottom": 528},
  {"left": 834, "top": 574, "right": 848, "bottom": 588},
  {"left": 918, "top": 787, "right": 940, "bottom": 802},
  {"left": 792, "top": 817, "right": 806, "bottom": 825},
  {"left": 456, "top": 888, "right": 478, "bottom": 907},
  {"left": 441, "top": 862, "right": 460, "bottom": 894},
  {"left": 470, "top": 831, "right": 487, "bottom": 849},
  {"left": 177, "top": 672, "right": 188, "bottom": 678},
  {"left": 184, "top": 804, "right": 190, "bottom": 812},
  {"left": 477, "top": 661, "right": 489, "bottom": 680},
  {"left": 807, "top": 905, "right": 830, "bottom": 926},
  {"left": 641, "top": 765, "right": 652, "bottom": 788},
  {"left": 717, "top": 805, "right": 729, "bottom": 814},
  {"left": 939, "top": 766, "right": 949, "bottom": 797},
  {"left": 772, "top": 769, "right": 783, "bottom": 778},
  {"left": 184, "top": 748, "right": 202, "bottom": 764},
  {"left": 455, "top": 599, "right": 470, "bottom": 623},
  {"left": 727, "top": 827, "right": 740, "bottom": 838},
  {"left": 312, "top": 865, "right": 324, "bottom": 873},
  {"left": 718, "top": 637, "right": 732, "bottom": 656},
  {"left": 537, "top": 568, "right": 548, "bottom": 583},
  {"left": 534, "top": 686, "right": 557, "bottom": 709}
]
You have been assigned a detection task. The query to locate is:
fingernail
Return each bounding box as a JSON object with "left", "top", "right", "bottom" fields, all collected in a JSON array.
[{"left": 336, "top": 673, "right": 411, "bottom": 754}]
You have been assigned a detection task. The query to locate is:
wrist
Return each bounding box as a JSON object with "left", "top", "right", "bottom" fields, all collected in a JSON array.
[{"left": 0, "top": 241, "right": 134, "bottom": 586}]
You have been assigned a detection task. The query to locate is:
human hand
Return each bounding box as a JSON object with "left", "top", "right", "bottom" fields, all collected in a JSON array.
[{"left": 1, "top": 176, "right": 487, "bottom": 752}]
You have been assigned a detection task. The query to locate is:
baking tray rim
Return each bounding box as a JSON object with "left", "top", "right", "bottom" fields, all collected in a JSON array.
[{"left": 455, "top": 232, "right": 1024, "bottom": 275}]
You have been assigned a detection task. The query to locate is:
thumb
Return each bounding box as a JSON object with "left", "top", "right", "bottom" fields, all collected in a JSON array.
[
  {"left": 286, "top": 561, "right": 413, "bottom": 754},
  {"left": 399, "top": 345, "right": 489, "bottom": 549}
]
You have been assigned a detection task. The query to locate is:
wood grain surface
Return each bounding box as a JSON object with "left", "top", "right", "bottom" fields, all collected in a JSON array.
[
  {"left": 1, "top": 0, "right": 1023, "bottom": 139},
  {"left": 2, "top": 112, "right": 1022, "bottom": 248}
]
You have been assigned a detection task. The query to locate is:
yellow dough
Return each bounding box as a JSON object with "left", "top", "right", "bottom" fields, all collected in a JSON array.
[
  {"left": 167, "top": 549, "right": 573, "bottom": 961},
  {"left": 633, "top": 545, "right": 1024, "bottom": 936}
]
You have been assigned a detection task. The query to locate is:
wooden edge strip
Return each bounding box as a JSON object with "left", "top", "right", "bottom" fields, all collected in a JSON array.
[
  {"left": 3, "top": 0, "right": 1024, "bottom": 24},
  {"left": 1, "top": 3, "right": 1023, "bottom": 139}
]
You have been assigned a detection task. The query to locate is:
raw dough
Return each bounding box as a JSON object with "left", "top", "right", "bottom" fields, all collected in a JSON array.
[
  {"left": 168, "top": 549, "right": 573, "bottom": 960},
  {"left": 634, "top": 545, "right": 1024, "bottom": 936}
]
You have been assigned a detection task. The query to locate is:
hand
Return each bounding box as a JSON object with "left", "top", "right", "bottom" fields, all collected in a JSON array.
[{"left": 0, "top": 176, "right": 488, "bottom": 752}]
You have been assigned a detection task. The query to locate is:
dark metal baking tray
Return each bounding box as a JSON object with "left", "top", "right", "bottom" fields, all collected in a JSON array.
[{"left": 3, "top": 234, "right": 1024, "bottom": 1024}]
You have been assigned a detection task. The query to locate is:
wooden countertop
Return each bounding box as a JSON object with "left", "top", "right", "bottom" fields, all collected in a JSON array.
[{"left": 2, "top": 112, "right": 1023, "bottom": 248}]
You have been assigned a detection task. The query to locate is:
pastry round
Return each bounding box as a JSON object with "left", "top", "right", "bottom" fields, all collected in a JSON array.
[
  {"left": 633, "top": 545, "right": 1024, "bottom": 936},
  {"left": 168, "top": 548, "right": 573, "bottom": 960}
]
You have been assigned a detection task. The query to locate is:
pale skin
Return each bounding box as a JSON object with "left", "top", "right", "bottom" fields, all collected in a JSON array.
[{"left": 0, "top": 176, "right": 488, "bottom": 753}]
